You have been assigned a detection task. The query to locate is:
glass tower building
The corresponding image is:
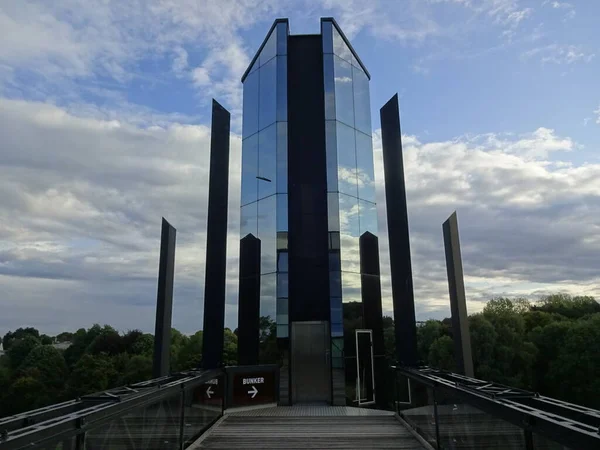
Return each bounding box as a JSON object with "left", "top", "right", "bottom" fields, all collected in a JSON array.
[{"left": 239, "top": 18, "right": 381, "bottom": 405}]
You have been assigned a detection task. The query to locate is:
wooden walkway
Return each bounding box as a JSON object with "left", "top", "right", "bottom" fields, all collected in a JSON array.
[{"left": 191, "top": 406, "right": 427, "bottom": 449}]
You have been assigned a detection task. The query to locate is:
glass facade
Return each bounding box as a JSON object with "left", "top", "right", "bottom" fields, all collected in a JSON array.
[
  {"left": 322, "top": 19, "right": 378, "bottom": 353},
  {"left": 241, "top": 21, "right": 289, "bottom": 347}
]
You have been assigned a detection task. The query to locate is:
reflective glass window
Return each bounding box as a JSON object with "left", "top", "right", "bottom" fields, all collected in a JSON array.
[
  {"left": 276, "top": 123, "right": 287, "bottom": 193},
  {"left": 327, "top": 192, "right": 340, "bottom": 232},
  {"left": 322, "top": 20, "right": 334, "bottom": 54},
  {"left": 276, "top": 22, "right": 288, "bottom": 55},
  {"left": 336, "top": 121, "right": 358, "bottom": 197},
  {"left": 277, "top": 231, "right": 288, "bottom": 250},
  {"left": 258, "top": 124, "right": 276, "bottom": 199},
  {"left": 259, "top": 29, "right": 276, "bottom": 66},
  {"left": 249, "top": 58, "right": 259, "bottom": 75},
  {"left": 329, "top": 231, "right": 340, "bottom": 250},
  {"left": 277, "top": 250, "right": 288, "bottom": 272},
  {"left": 277, "top": 324, "right": 288, "bottom": 338},
  {"left": 276, "top": 56, "right": 287, "bottom": 122},
  {"left": 241, "top": 134, "right": 258, "bottom": 205},
  {"left": 333, "top": 26, "right": 353, "bottom": 64},
  {"left": 356, "top": 131, "right": 376, "bottom": 202},
  {"left": 333, "top": 56, "right": 354, "bottom": 128},
  {"left": 242, "top": 70, "right": 259, "bottom": 138},
  {"left": 331, "top": 297, "right": 343, "bottom": 337},
  {"left": 277, "top": 272, "right": 288, "bottom": 298},
  {"left": 323, "top": 55, "right": 336, "bottom": 120},
  {"left": 341, "top": 271, "right": 361, "bottom": 303},
  {"left": 257, "top": 195, "right": 276, "bottom": 274},
  {"left": 259, "top": 57, "right": 277, "bottom": 130},
  {"left": 325, "top": 120, "right": 338, "bottom": 191},
  {"left": 329, "top": 270, "right": 342, "bottom": 298},
  {"left": 339, "top": 193, "right": 360, "bottom": 273},
  {"left": 277, "top": 297, "right": 288, "bottom": 314},
  {"left": 353, "top": 66, "right": 372, "bottom": 135},
  {"left": 329, "top": 251, "right": 341, "bottom": 272},
  {"left": 240, "top": 203, "right": 257, "bottom": 238},
  {"left": 359, "top": 200, "right": 378, "bottom": 237},
  {"left": 260, "top": 273, "right": 276, "bottom": 321},
  {"left": 276, "top": 194, "right": 288, "bottom": 231}
]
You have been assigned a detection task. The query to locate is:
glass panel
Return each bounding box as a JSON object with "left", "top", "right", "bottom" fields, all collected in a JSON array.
[
  {"left": 357, "top": 331, "right": 374, "bottom": 404},
  {"left": 276, "top": 122, "right": 287, "bottom": 193},
  {"left": 276, "top": 56, "right": 287, "bottom": 122},
  {"left": 329, "top": 231, "right": 340, "bottom": 250},
  {"left": 276, "top": 22, "right": 288, "bottom": 55},
  {"left": 359, "top": 199, "right": 378, "bottom": 236},
  {"left": 333, "top": 26, "right": 353, "bottom": 63},
  {"left": 277, "top": 231, "right": 288, "bottom": 250},
  {"left": 183, "top": 379, "right": 223, "bottom": 446},
  {"left": 258, "top": 124, "right": 276, "bottom": 199},
  {"left": 259, "top": 29, "right": 276, "bottom": 66},
  {"left": 437, "top": 394, "right": 526, "bottom": 449},
  {"left": 339, "top": 193, "right": 360, "bottom": 272},
  {"left": 276, "top": 194, "right": 288, "bottom": 231},
  {"left": 341, "top": 271, "right": 361, "bottom": 303},
  {"left": 277, "top": 324, "right": 289, "bottom": 338},
  {"left": 331, "top": 296, "right": 343, "bottom": 337},
  {"left": 330, "top": 270, "right": 342, "bottom": 298},
  {"left": 85, "top": 393, "right": 181, "bottom": 450},
  {"left": 241, "top": 133, "right": 258, "bottom": 206},
  {"left": 327, "top": 192, "right": 340, "bottom": 232},
  {"left": 240, "top": 202, "right": 257, "bottom": 238},
  {"left": 41, "top": 436, "right": 77, "bottom": 450},
  {"left": 277, "top": 272, "right": 288, "bottom": 298},
  {"left": 277, "top": 297, "right": 289, "bottom": 314},
  {"left": 322, "top": 20, "right": 334, "bottom": 54},
  {"left": 336, "top": 121, "right": 358, "bottom": 197},
  {"left": 259, "top": 57, "right": 277, "bottom": 130},
  {"left": 242, "top": 70, "right": 259, "bottom": 138},
  {"left": 398, "top": 381, "right": 438, "bottom": 449},
  {"left": 329, "top": 250, "right": 341, "bottom": 272},
  {"left": 533, "top": 432, "right": 573, "bottom": 449},
  {"left": 257, "top": 195, "right": 276, "bottom": 274},
  {"left": 323, "top": 55, "right": 336, "bottom": 120},
  {"left": 249, "top": 58, "right": 259, "bottom": 75},
  {"left": 325, "top": 120, "right": 338, "bottom": 191},
  {"left": 353, "top": 66, "right": 371, "bottom": 135},
  {"left": 277, "top": 250, "right": 288, "bottom": 272},
  {"left": 331, "top": 337, "right": 344, "bottom": 369},
  {"left": 333, "top": 56, "right": 354, "bottom": 128},
  {"left": 356, "top": 131, "right": 376, "bottom": 202},
  {"left": 260, "top": 273, "right": 276, "bottom": 322}
]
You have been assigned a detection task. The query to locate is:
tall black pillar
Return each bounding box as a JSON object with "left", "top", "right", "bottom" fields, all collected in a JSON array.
[
  {"left": 237, "top": 234, "right": 261, "bottom": 365},
  {"left": 153, "top": 217, "right": 176, "bottom": 378},
  {"left": 380, "top": 94, "right": 418, "bottom": 367},
  {"left": 443, "top": 211, "right": 474, "bottom": 377},
  {"left": 359, "top": 232, "right": 386, "bottom": 408},
  {"left": 201, "top": 100, "right": 230, "bottom": 369}
]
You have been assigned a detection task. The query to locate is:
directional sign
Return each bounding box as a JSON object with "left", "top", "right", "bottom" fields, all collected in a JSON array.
[
  {"left": 195, "top": 377, "right": 222, "bottom": 405},
  {"left": 232, "top": 371, "right": 276, "bottom": 406}
]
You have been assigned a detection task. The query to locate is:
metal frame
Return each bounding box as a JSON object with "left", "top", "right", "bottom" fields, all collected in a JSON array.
[
  {"left": 394, "top": 366, "right": 600, "bottom": 449},
  {"left": 355, "top": 329, "right": 375, "bottom": 406}
]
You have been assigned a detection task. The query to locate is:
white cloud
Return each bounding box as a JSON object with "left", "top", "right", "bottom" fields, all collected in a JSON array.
[
  {"left": 522, "top": 44, "right": 595, "bottom": 65},
  {"left": 594, "top": 106, "right": 600, "bottom": 125}
]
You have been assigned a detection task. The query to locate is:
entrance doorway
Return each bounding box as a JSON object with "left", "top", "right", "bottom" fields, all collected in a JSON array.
[
  {"left": 356, "top": 329, "right": 375, "bottom": 405},
  {"left": 291, "top": 321, "right": 331, "bottom": 404}
]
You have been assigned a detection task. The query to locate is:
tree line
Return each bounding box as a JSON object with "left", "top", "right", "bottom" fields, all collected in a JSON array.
[{"left": 0, "top": 293, "right": 598, "bottom": 418}]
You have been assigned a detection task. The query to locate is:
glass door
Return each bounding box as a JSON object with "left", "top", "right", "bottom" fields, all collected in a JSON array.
[{"left": 355, "top": 329, "right": 375, "bottom": 405}]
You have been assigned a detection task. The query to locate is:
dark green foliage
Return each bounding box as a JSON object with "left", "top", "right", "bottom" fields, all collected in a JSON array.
[
  {"left": 120, "top": 355, "right": 152, "bottom": 385},
  {"left": 40, "top": 334, "right": 53, "bottom": 345},
  {"left": 68, "top": 354, "right": 115, "bottom": 397},
  {"left": 8, "top": 335, "right": 41, "bottom": 370},
  {"left": 3, "top": 327, "right": 40, "bottom": 351},
  {"left": 56, "top": 332, "right": 74, "bottom": 342}
]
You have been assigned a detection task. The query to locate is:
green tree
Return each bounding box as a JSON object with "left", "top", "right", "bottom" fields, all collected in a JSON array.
[
  {"left": 120, "top": 355, "right": 152, "bottom": 385},
  {"left": 177, "top": 331, "right": 203, "bottom": 370},
  {"left": 469, "top": 314, "right": 498, "bottom": 380},
  {"left": 533, "top": 294, "right": 600, "bottom": 319},
  {"left": 223, "top": 328, "right": 238, "bottom": 366},
  {"left": 64, "top": 325, "right": 103, "bottom": 368},
  {"left": 170, "top": 328, "right": 190, "bottom": 372},
  {"left": 8, "top": 335, "right": 41, "bottom": 370},
  {"left": 18, "top": 346, "right": 68, "bottom": 400},
  {"left": 56, "top": 332, "right": 74, "bottom": 343},
  {"left": 428, "top": 335, "right": 455, "bottom": 371},
  {"left": 417, "top": 320, "right": 444, "bottom": 364},
  {"left": 3, "top": 376, "right": 46, "bottom": 414},
  {"left": 68, "top": 354, "right": 115, "bottom": 397},
  {"left": 3, "top": 327, "right": 40, "bottom": 351},
  {"left": 40, "top": 334, "right": 53, "bottom": 345},
  {"left": 87, "top": 330, "right": 124, "bottom": 356},
  {"left": 131, "top": 333, "right": 154, "bottom": 356}
]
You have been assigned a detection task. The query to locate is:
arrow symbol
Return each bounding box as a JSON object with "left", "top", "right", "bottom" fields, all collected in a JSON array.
[
  {"left": 248, "top": 386, "right": 258, "bottom": 399},
  {"left": 206, "top": 386, "right": 214, "bottom": 399}
]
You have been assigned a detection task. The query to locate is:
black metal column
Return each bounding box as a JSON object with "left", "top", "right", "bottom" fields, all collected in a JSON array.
[
  {"left": 380, "top": 94, "right": 418, "bottom": 367},
  {"left": 237, "top": 234, "right": 261, "bottom": 365},
  {"left": 359, "top": 231, "right": 386, "bottom": 408},
  {"left": 443, "top": 211, "right": 474, "bottom": 377},
  {"left": 201, "top": 99, "right": 231, "bottom": 369},
  {"left": 153, "top": 217, "right": 176, "bottom": 378}
]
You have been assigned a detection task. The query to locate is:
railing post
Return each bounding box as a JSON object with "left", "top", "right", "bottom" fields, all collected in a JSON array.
[
  {"left": 178, "top": 384, "right": 185, "bottom": 450},
  {"left": 433, "top": 388, "right": 441, "bottom": 450}
]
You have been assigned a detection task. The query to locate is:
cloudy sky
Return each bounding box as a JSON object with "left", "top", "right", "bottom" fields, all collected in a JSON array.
[{"left": 1, "top": 0, "right": 599, "bottom": 336}]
